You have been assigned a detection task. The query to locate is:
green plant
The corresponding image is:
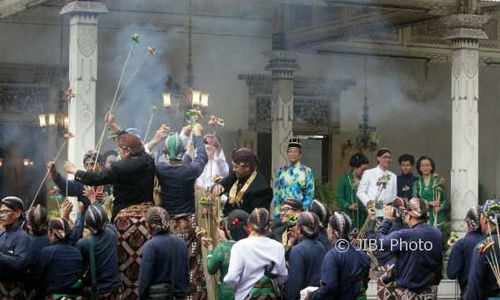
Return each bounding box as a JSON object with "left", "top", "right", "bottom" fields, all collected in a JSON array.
[{"left": 314, "top": 181, "right": 339, "bottom": 211}]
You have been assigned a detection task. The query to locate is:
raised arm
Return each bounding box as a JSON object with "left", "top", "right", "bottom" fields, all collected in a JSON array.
[{"left": 64, "top": 161, "right": 113, "bottom": 186}]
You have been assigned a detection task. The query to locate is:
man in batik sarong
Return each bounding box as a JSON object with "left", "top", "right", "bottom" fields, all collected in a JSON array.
[{"left": 154, "top": 123, "right": 208, "bottom": 300}]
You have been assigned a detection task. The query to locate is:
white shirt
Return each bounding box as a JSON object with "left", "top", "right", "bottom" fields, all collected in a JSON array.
[
  {"left": 224, "top": 236, "right": 288, "bottom": 300},
  {"left": 356, "top": 165, "right": 397, "bottom": 207},
  {"left": 195, "top": 149, "right": 229, "bottom": 190}
]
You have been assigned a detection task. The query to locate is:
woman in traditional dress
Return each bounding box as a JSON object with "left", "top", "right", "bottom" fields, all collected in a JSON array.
[
  {"left": 139, "top": 206, "right": 189, "bottom": 300},
  {"left": 336, "top": 153, "right": 369, "bottom": 230},
  {"left": 38, "top": 217, "right": 83, "bottom": 299},
  {"left": 287, "top": 212, "right": 327, "bottom": 300},
  {"left": 77, "top": 204, "right": 121, "bottom": 300},
  {"left": 308, "top": 199, "right": 331, "bottom": 249},
  {"left": 25, "top": 204, "right": 51, "bottom": 299},
  {"left": 64, "top": 129, "right": 155, "bottom": 299},
  {"left": 224, "top": 208, "right": 288, "bottom": 300},
  {"left": 206, "top": 209, "right": 249, "bottom": 300},
  {"left": 412, "top": 156, "right": 447, "bottom": 228},
  {"left": 307, "top": 211, "right": 370, "bottom": 300}
]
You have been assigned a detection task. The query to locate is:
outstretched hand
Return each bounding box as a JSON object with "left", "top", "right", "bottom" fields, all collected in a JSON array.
[
  {"left": 47, "top": 161, "right": 57, "bottom": 177},
  {"left": 60, "top": 199, "right": 73, "bottom": 220},
  {"left": 153, "top": 125, "right": 170, "bottom": 142},
  {"left": 63, "top": 161, "right": 77, "bottom": 174},
  {"left": 104, "top": 111, "right": 116, "bottom": 125},
  {"left": 83, "top": 186, "right": 97, "bottom": 204},
  {"left": 211, "top": 184, "right": 224, "bottom": 197}
]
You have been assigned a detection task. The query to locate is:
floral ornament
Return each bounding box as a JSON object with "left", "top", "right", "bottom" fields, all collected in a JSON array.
[
  {"left": 131, "top": 33, "right": 140, "bottom": 43},
  {"left": 376, "top": 174, "right": 391, "bottom": 188},
  {"left": 231, "top": 218, "right": 241, "bottom": 226},
  {"left": 49, "top": 186, "right": 63, "bottom": 203},
  {"left": 63, "top": 132, "right": 74, "bottom": 139},
  {"left": 478, "top": 237, "right": 495, "bottom": 256},
  {"left": 447, "top": 231, "right": 459, "bottom": 247},
  {"left": 65, "top": 87, "right": 75, "bottom": 101},
  {"left": 208, "top": 115, "right": 225, "bottom": 127},
  {"left": 433, "top": 174, "right": 445, "bottom": 193},
  {"left": 208, "top": 115, "right": 224, "bottom": 135},
  {"left": 287, "top": 213, "right": 299, "bottom": 227},
  {"left": 147, "top": 46, "right": 156, "bottom": 55},
  {"left": 186, "top": 108, "right": 203, "bottom": 125}
]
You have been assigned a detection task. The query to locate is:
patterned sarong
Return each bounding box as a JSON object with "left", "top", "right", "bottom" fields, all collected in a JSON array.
[
  {"left": 394, "top": 285, "right": 438, "bottom": 300},
  {"left": 115, "top": 203, "right": 152, "bottom": 300},
  {"left": 98, "top": 288, "right": 121, "bottom": 300},
  {"left": 0, "top": 281, "right": 25, "bottom": 300},
  {"left": 376, "top": 264, "right": 396, "bottom": 300},
  {"left": 244, "top": 276, "right": 280, "bottom": 300},
  {"left": 169, "top": 213, "right": 207, "bottom": 300}
]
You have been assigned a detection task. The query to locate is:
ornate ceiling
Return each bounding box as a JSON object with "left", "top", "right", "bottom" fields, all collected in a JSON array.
[
  {"left": 2, "top": 0, "right": 500, "bottom": 63},
  {"left": 284, "top": 1, "right": 500, "bottom": 63}
]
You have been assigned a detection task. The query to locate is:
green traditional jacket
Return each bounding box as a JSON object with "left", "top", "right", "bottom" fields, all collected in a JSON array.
[
  {"left": 207, "top": 241, "right": 236, "bottom": 300},
  {"left": 412, "top": 174, "right": 448, "bottom": 228},
  {"left": 336, "top": 172, "right": 367, "bottom": 229}
]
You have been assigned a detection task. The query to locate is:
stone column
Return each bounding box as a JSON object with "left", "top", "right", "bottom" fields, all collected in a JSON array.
[
  {"left": 265, "top": 50, "right": 299, "bottom": 174},
  {"left": 443, "top": 14, "right": 489, "bottom": 235},
  {"left": 60, "top": 2, "right": 107, "bottom": 168}
]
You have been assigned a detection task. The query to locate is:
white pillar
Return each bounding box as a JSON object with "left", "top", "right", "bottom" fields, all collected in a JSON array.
[
  {"left": 265, "top": 50, "right": 299, "bottom": 173},
  {"left": 443, "top": 14, "right": 489, "bottom": 234},
  {"left": 60, "top": 1, "right": 107, "bottom": 168}
]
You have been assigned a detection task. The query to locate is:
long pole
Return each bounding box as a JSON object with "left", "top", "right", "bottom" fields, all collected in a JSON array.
[{"left": 29, "top": 139, "right": 68, "bottom": 210}]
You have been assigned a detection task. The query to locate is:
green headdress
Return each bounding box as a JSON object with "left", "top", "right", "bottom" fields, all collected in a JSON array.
[{"left": 165, "top": 133, "right": 184, "bottom": 161}]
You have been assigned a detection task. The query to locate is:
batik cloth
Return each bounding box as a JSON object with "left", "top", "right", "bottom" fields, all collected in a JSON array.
[
  {"left": 114, "top": 203, "right": 152, "bottom": 300},
  {"left": 0, "top": 281, "right": 25, "bottom": 300},
  {"left": 244, "top": 275, "right": 280, "bottom": 300},
  {"left": 394, "top": 285, "right": 438, "bottom": 300},
  {"left": 376, "top": 265, "right": 396, "bottom": 300},
  {"left": 170, "top": 213, "right": 207, "bottom": 300},
  {"left": 98, "top": 289, "right": 121, "bottom": 300}
]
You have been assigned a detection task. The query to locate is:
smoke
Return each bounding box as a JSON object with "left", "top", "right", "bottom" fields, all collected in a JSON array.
[{"left": 97, "top": 24, "right": 186, "bottom": 150}]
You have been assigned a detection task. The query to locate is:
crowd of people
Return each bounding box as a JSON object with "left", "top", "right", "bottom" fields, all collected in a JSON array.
[{"left": 0, "top": 113, "right": 499, "bottom": 300}]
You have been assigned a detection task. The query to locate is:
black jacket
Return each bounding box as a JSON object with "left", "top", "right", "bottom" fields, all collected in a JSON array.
[
  {"left": 75, "top": 152, "right": 155, "bottom": 217},
  {"left": 220, "top": 171, "right": 272, "bottom": 215}
]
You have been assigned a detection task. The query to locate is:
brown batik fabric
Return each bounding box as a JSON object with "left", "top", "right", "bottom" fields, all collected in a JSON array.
[
  {"left": 98, "top": 288, "right": 122, "bottom": 300},
  {"left": 394, "top": 285, "right": 438, "bottom": 300},
  {"left": 114, "top": 203, "right": 152, "bottom": 300},
  {"left": 376, "top": 264, "right": 396, "bottom": 300},
  {"left": 0, "top": 281, "right": 25, "bottom": 300},
  {"left": 169, "top": 213, "right": 207, "bottom": 300}
]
